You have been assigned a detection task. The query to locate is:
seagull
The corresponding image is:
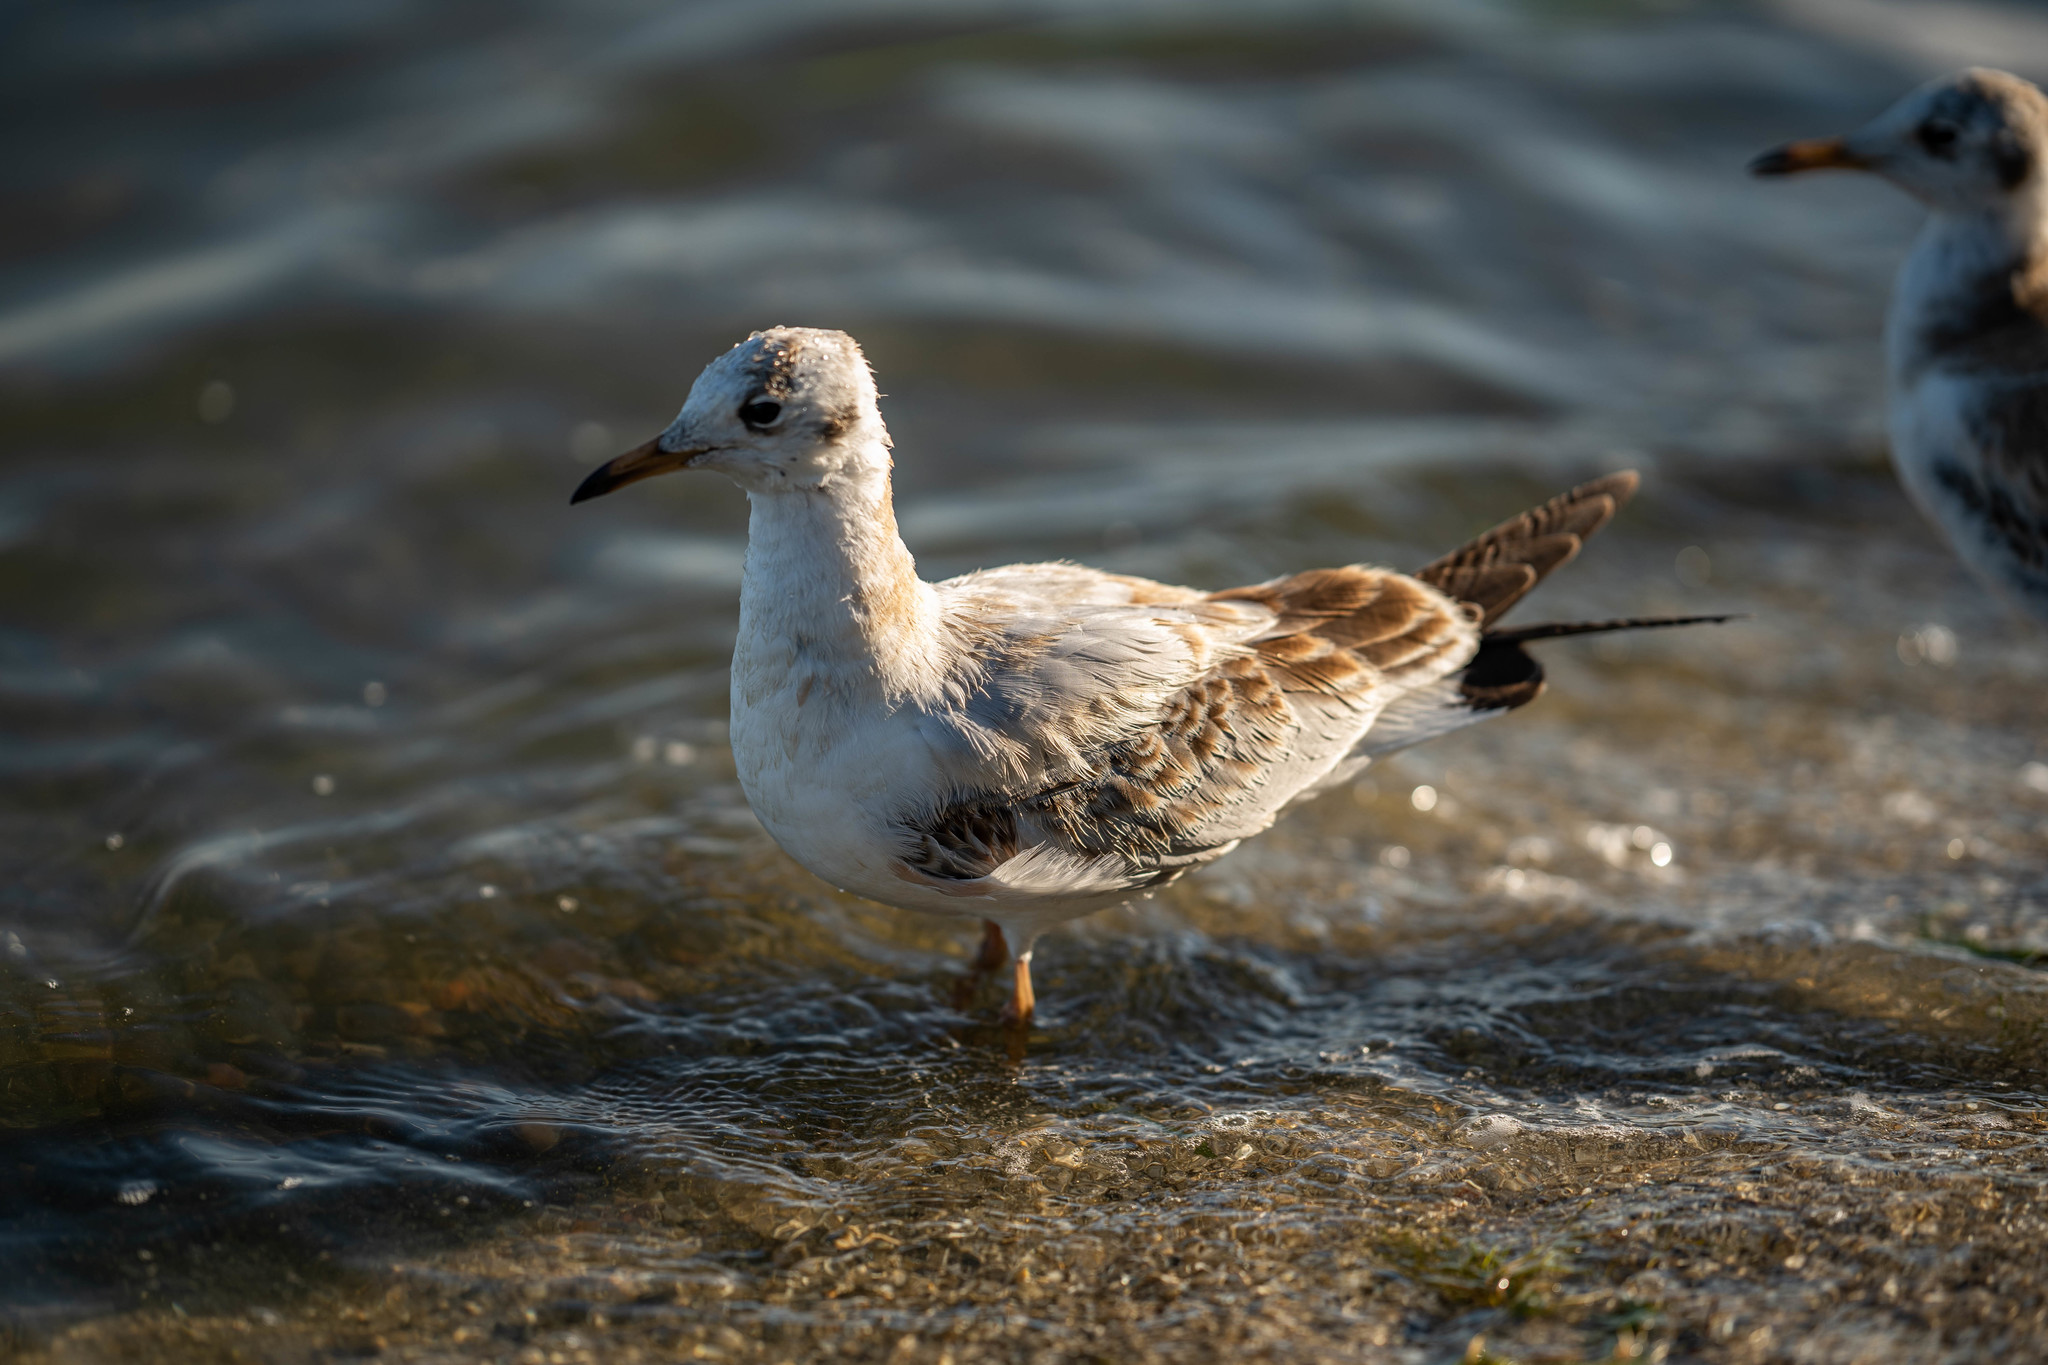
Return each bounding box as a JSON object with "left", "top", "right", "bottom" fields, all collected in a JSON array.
[
  {"left": 1753, "top": 67, "right": 2048, "bottom": 622},
  {"left": 572, "top": 327, "right": 1728, "bottom": 1028}
]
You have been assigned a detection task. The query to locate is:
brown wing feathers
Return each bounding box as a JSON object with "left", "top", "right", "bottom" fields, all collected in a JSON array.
[
  {"left": 1204, "top": 472, "right": 1645, "bottom": 710},
  {"left": 1414, "top": 471, "right": 1639, "bottom": 627},
  {"left": 1209, "top": 567, "right": 1471, "bottom": 695},
  {"left": 902, "top": 471, "right": 1726, "bottom": 887}
]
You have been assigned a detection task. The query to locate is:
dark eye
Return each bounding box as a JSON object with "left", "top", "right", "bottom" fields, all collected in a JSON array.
[
  {"left": 739, "top": 399, "right": 782, "bottom": 428},
  {"left": 1918, "top": 121, "right": 1959, "bottom": 155}
]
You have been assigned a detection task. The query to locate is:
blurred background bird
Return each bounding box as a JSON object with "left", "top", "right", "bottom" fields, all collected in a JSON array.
[{"left": 1754, "top": 67, "right": 2048, "bottom": 623}]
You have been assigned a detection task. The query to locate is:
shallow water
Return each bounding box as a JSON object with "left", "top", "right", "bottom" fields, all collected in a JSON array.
[{"left": 6, "top": 1, "right": 2048, "bottom": 1361}]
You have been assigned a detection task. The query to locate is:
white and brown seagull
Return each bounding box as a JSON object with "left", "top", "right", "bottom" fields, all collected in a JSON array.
[
  {"left": 1754, "top": 67, "right": 2048, "bottom": 622},
  {"left": 573, "top": 327, "right": 1727, "bottom": 1029}
]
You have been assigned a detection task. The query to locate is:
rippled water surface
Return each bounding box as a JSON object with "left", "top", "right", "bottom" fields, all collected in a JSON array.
[{"left": 7, "top": 1, "right": 2048, "bottom": 1361}]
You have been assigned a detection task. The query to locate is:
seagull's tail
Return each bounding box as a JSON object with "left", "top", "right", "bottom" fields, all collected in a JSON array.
[
  {"left": 1414, "top": 471, "right": 1640, "bottom": 628},
  {"left": 1485, "top": 613, "right": 1741, "bottom": 643},
  {"left": 1359, "top": 612, "right": 1740, "bottom": 760},
  {"left": 1358, "top": 471, "right": 1740, "bottom": 761},
  {"left": 1460, "top": 612, "right": 1741, "bottom": 709}
]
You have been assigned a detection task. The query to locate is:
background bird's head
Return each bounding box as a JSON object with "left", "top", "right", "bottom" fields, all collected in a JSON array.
[
  {"left": 573, "top": 326, "right": 888, "bottom": 502},
  {"left": 1752, "top": 67, "right": 2048, "bottom": 215}
]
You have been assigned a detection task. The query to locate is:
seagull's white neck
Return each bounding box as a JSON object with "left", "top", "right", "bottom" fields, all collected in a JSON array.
[
  {"left": 733, "top": 446, "right": 944, "bottom": 705},
  {"left": 1889, "top": 191, "right": 2048, "bottom": 380}
]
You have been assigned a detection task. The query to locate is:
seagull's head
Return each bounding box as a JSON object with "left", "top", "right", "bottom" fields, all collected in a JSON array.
[
  {"left": 572, "top": 326, "right": 887, "bottom": 503},
  {"left": 1751, "top": 67, "right": 2048, "bottom": 214}
]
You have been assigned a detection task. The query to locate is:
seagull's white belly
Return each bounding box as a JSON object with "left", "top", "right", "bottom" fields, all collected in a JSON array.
[
  {"left": 726, "top": 653, "right": 981, "bottom": 918},
  {"left": 1889, "top": 369, "right": 2037, "bottom": 605},
  {"left": 732, "top": 691, "right": 899, "bottom": 886},
  {"left": 1889, "top": 372, "right": 1968, "bottom": 519}
]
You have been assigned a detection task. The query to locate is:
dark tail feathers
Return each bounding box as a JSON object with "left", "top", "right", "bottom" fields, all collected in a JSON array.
[
  {"left": 1411, "top": 471, "right": 1741, "bottom": 710},
  {"left": 1486, "top": 613, "right": 1742, "bottom": 643},
  {"left": 1461, "top": 613, "right": 1742, "bottom": 711}
]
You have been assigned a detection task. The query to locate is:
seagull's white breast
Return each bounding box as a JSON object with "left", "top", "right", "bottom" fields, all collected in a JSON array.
[
  {"left": 726, "top": 619, "right": 968, "bottom": 914},
  {"left": 1888, "top": 369, "right": 1971, "bottom": 521}
]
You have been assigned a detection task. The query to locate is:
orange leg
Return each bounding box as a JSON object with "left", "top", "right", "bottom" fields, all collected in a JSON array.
[{"left": 999, "top": 949, "right": 1035, "bottom": 1029}]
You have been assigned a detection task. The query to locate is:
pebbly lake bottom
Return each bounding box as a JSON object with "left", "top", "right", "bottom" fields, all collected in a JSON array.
[
  {"left": 5, "top": 454, "right": 2048, "bottom": 1365},
  {"left": 11, "top": 911, "right": 2048, "bottom": 1365}
]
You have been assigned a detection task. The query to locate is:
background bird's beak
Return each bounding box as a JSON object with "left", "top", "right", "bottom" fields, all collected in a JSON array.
[
  {"left": 570, "top": 436, "right": 708, "bottom": 503},
  {"left": 1748, "top": 136, "right": 1869, "bottom": 176}
]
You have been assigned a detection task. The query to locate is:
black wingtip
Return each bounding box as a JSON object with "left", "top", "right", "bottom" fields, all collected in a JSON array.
[{"left": 1484, "top": 613, "right": 1746, "bottom": 644}]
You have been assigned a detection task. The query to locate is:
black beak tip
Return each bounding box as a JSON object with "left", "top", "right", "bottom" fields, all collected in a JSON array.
[
  {"left": 1747, "top": 149, "right": 1790, "bottom": 177},
  {"left": 569, "top": 468, "right": 614, "bottom": 506}
]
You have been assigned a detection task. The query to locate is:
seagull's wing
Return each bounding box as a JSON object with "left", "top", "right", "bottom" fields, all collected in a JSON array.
[
  {"left": 946, "top": 560, "right": 1207, "bottom": 608},
  {"left": 894, "top": 474, "right": 1661, "bottom": 903},
  {"left": 1927, "top": 375, "right": 2048, "bottom": 614},
  {"left": 894, "top": 563, "right": 1478, "bottom": 898}
]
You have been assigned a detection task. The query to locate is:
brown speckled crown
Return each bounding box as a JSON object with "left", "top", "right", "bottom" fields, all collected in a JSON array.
[{"left": 731, "top": 326, "right": 880, "bottom": 444}]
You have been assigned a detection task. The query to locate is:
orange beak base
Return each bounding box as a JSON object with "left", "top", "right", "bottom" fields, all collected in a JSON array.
[{"left": 1749, "top": 136, "right": 1869, "bottom": 177}]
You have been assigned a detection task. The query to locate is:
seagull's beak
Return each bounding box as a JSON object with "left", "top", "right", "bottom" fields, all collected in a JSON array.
[
  {"left": 1748, "top": 136, "right": 1870, "bottom": 177},
  {"left": 570, "top": 436, "right": 710, "bottom": 504}
]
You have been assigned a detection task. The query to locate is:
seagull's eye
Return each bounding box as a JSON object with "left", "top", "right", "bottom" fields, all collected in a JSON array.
[
  {"left": 739, "top": 400, "right": 783, "bottom": 428},
  {"left": 1918, "top": 121, "right": 1959, "bottom": 155}
]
